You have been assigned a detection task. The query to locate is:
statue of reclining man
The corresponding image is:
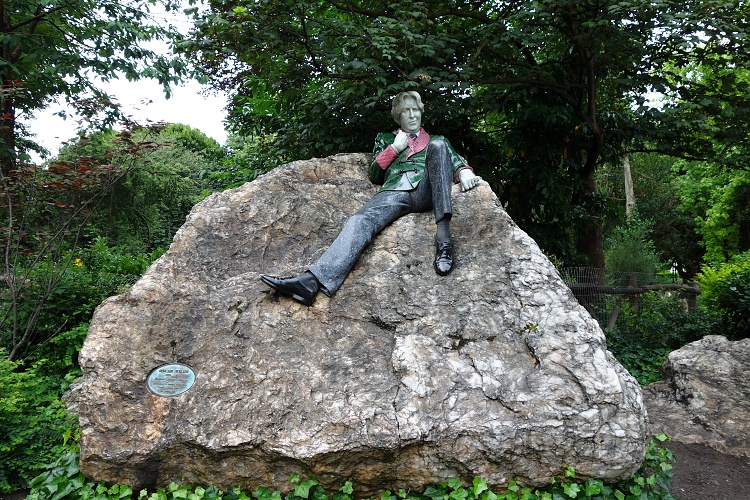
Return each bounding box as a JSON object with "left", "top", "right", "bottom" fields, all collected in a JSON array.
[{"left": 261, "top": 91, "right": 481, "bottom": 306}]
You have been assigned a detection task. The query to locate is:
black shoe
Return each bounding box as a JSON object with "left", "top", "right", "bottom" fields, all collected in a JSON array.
[
  {"left": 434, "top": 238, "right": 454, "bottom": 276},
  {"left": 260, "top": 272, "right": 320, "bottom": 306}
]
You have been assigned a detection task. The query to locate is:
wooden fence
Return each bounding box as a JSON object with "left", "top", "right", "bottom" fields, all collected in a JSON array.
[{"left": 559, "top": 267, "right": 701, "bottom": 328}]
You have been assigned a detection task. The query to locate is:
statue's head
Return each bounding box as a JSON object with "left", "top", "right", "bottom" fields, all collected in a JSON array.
[{"left": 391, "top": 91, "right": 424, "bottom": 133}]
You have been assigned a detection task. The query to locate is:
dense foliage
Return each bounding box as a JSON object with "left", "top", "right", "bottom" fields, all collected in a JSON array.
[
  {"left": 0, "top": 357, "right": 78, "bottom": 493},
  {"left": 697, "top": 251, "right": 750, "bottom": 339},
  {"left": 1, "top": 124, "right": 172, "bottom": 360},
  {"left": 202, "top": 133, "right": 285, "bottom": 191},
  {"left": 597, "top": 153, "right": 704, "bottom": 280},
  {"left": 604, "top": 293, "right": 728, "bottom": 385},
  {"left": 604, "top": 215, "right": 663, "bottom": 277},
  {"left": 55, "top": 124, "right": 225, "bottom": 251},
  {"left": 0, "top": 239, "right": 162, "bottom": 492},
  {"left": 676, "top": 161, "right": 750, "bottom": 265}
]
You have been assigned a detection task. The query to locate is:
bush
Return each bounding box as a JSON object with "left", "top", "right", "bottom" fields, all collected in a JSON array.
[
  {"left": 604, "top": 327, "right": 671, "bottom": 386},
  {"left": 603, "top": 292, "right": 726, "bottom": 385},
  {"left": 1, "top": 237, "right": 162, "bottom": 364},
  {"left": 616, "top": 292, "right": 725, "bottom": 348},
  {"left": 0, "top": 239, "right": 162, "bottom": 492},
  {"left": 604, "top": 215, "right": 663, "bottom": 276},
  {"left": 0, "top": 357, "right": 78, "bottom": 493},
  {"left": 697, "top": 251, "right": 750, "bottom": 339}
]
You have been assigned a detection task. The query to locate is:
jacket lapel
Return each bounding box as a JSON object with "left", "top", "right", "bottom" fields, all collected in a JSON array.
[{"left": 405, "top": 128, "right": 430, "bottom": 159}]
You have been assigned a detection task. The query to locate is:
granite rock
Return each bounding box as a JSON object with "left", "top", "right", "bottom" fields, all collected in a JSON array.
[
  {"left": 77, "top": 153, "right": 649, "bottom": 495},
  {"left": 644, "top": 335, "right": 750, "bottom": 458}
]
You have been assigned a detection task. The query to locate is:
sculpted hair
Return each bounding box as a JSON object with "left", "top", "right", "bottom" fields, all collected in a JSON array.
[{"left": 391, "top": 91, "right": 424, "bottom": 123}]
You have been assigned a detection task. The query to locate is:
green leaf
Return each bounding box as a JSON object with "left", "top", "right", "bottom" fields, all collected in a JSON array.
[
  {"left": 340, "top": 482, "right": 353, "bottom": 495},
  {"left": 472, "top": 478, "right": 488, "bottom": 497},
  {"left": 293, "top": 478, "right": 318, "bottom": 499},
  {"left": 561, "top": 482, "right": 580, "bottom": 498},
  {"left": 583, "top": 479, "right": 602, "bottom": 496}
]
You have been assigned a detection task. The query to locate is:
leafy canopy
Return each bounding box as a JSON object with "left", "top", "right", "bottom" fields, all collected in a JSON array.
[
  {"left": 1, "top": 0, "right": 192, "bottom": 166},
  {"left": 184, "top": 0, "right": 750, "bottom": 163}
]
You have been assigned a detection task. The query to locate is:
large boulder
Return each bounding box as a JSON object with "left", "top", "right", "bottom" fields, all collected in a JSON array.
[
  {"left": 77, "top": 153, "right": 648, "bottom": 496},
  {"left": 644, "top": 335, "right": 750, "bottom": 458}
]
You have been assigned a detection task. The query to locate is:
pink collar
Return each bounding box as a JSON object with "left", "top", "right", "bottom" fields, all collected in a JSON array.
[{"left": 403, "top": 128, "right": 430, "bottom": 158}]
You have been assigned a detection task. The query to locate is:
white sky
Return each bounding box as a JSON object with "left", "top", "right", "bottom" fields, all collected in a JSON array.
[
  {"left": 20, "top": 1, "right": 229, "bottom": 163},
  {"left": 23, "top": 79, "right": 229, "bottom": 162}
]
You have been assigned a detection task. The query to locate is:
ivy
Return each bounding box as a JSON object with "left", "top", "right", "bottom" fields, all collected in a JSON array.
[{"left": 25, "top": 436, "right": 675, "bottom": 500}]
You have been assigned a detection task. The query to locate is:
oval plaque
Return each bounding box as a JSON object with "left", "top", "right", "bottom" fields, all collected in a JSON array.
[{"left": 147, "top": 363, "right": 196, "bottom": 397}]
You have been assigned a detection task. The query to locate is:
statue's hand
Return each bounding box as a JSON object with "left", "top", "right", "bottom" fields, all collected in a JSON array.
[
  {"left": 391, "top": 131, "right": 408, "bottom": 153},
  {"left": 459, "top": 169, "right": 481, "bottom": 192}
]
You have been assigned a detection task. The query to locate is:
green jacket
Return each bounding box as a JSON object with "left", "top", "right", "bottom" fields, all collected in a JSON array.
[{"left": 368, "top": 129, "right": 471, "bottom": 192}]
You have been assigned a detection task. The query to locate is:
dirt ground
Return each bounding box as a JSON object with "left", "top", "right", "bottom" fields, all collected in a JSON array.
[
  {"left": 2, "top": 442, "right": 749, "bottom": 500},
  {"left": 668, "top": 441, "right": 750, "bottom": 500}
]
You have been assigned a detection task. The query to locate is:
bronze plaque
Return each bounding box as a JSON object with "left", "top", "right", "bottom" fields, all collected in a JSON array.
[{"left": 147, "top": 363, "right": 196, "bottom": 397}]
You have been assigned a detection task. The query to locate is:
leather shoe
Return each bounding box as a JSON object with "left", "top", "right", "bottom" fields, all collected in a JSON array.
[
  {"left": 260, "top": 271, "right": 320, "bottom": 306},
  {"left": 434, "top": 238, "right": 454, "bottom": 276}
]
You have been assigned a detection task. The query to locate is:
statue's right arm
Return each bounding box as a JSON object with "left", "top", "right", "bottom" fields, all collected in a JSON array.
[{"left": 369, "top": 133, "right": 395, "bottom": 184}]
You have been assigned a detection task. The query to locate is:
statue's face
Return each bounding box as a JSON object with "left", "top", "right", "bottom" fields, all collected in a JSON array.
[{"left": 398, "top": 97, "right": 422, "bottom": 133}]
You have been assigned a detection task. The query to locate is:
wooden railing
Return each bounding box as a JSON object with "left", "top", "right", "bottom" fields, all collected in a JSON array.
[{"left": 559, "top": 267, "right": 701, "bottom": 328}]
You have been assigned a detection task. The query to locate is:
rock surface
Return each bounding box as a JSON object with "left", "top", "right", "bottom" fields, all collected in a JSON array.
[
  {"left": 644, "top": 335, "right": 750, "bottom": 459},
  {"left": 77, "top": 153, "right": 648, "bottom": 495}
]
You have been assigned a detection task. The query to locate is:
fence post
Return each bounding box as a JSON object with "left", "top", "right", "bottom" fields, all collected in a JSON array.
[{"left": 627, "top": 272, "right": 640, "bottom": 313}]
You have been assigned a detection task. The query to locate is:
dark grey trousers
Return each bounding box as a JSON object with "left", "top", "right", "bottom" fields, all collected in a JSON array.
[{"left": 309, "top": 139, "right": 454, "bottom": 296}]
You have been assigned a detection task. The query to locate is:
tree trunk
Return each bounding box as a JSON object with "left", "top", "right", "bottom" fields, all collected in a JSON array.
[
  {"left": 575, "top": 163, "right": 605, "bottom": 269},
  {"left": 623, "top": 153, "right": 635, "bottom": 220},
  {"left": 0, "top": 96, "right": 16, "bottom": 175}
]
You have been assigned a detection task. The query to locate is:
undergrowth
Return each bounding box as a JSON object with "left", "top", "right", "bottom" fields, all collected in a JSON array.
[
  {"left": 603, "top": 292, "right": 727, "bottom": 386},
  {"left": 26, "top": 434, "right": 674, "bottom": 500}
]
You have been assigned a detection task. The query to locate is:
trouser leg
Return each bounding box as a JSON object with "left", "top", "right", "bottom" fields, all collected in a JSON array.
[
  {"left": 424, "top": 139, "right": 454, "bottom": 223},
  {"left": 309, "top": 190, "right": 411, "bottom": 296}
]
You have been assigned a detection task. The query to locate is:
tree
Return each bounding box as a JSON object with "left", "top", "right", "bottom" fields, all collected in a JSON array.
[
  {"left": 1, "top": 121, "right": 230, "bottom": 361},
  {"left": 676, "top": 159, "right": 750, "bottom": 265},
  {"left": 56, "top": 123, "right": 225, "bottom": 251},
  {"left": 1, "top": 123, "right": 161, "bottom": 360},
  {"left": 598, "top": 152, "right": 704, "bottom": 281},
  {"left": 0, "top": 0, "right": 190, "bottom": 172},
  {"left": 183, "top": 0, "right": 750, "bottom": 268},
  {"left": 201, "top": 132, "right": 284, "bottom": 191}
]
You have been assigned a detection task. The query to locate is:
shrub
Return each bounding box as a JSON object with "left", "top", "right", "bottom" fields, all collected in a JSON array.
[
  {"left": 0, "top": 357, "right": 78, "bottom": 493},
  {"left": 616, "top": 292, "right": 725, "bottom": 348},
  {"left": 605, "top": 327, "right": 671, "bottom": 386},
  {"left": 604, "top": 215, "right": 663, "bottom": 276},
  {"left": 1, "top": 237, "right": 162, "bottom": 363},
  {"left": 0, "top": 238, "right": 162, "bottom": 491},
  {"left": 697, "top": 251, "right": 750, "bottom": 339},
  {"left": 603, "top": 292, "right": 726, "bottom": 385}
]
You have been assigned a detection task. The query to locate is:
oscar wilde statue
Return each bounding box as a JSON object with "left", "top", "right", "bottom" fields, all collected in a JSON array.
[{"left": 261, "top": 91, "right": 480, "bottom": 306}]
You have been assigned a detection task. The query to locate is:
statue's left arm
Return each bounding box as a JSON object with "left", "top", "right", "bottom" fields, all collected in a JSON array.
[{"left": 443, "top": 137, "right": 481, "bottom": 192}]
